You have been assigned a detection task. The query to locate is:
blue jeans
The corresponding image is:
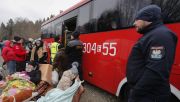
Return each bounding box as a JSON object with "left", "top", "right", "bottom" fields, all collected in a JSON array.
[{"left": 7, "top": 60, "right": 16, "bottom": 74}]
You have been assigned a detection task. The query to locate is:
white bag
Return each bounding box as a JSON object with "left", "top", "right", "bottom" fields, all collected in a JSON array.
[
  {"left": 37, "top": 79, "right": 82, "bottom": 102},
  {"left": 52, "top": 70, "right": 59, "bottom": 85}
]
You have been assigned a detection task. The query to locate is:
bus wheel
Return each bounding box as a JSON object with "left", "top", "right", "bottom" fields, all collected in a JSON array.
[
  {"left": 170, "top": 94, "right": 179, "bottom": 102},
  {"left": 119, "top": 84, "right": 130, "bottom": 102}
]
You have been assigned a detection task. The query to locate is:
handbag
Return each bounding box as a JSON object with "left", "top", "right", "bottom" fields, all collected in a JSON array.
[{"left": 52, "top": 70, "right": 59, "bottom": 85}]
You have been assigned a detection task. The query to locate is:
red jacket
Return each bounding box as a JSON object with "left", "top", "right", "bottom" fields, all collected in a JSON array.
[
  {"left": 2, "top": 41, "right": 16, "bottom": 62},
  {"left": 13, "top": 43, "right": 26, "bottom": 62}
]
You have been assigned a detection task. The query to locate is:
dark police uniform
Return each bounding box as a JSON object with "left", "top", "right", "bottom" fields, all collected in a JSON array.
[
  {"left": 126, "top": 5, "right": 178, "bottom": 102},
  {"left": 65, "top": 39, "right": 83, "bottom": 80}
]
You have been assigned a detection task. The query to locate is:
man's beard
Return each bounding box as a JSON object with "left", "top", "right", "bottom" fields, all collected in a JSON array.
[{"left": 137, "top": 27, "right": 145, "bottom": 34}]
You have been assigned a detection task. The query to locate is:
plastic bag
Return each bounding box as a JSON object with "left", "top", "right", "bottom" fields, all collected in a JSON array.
[
  {"left": 39, "top": 64, "right": 52, "bottom": 84},
  {"left": 51, "top": 70, "right": 59, "bottom": 85}
]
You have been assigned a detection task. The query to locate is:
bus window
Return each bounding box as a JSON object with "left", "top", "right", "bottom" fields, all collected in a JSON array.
[
  {"left": 118, "top": 0, "right": 151, "bottom": 28},
  {"left": 117, "top": 0, "right": 180, "bottom": 27},
  {"left": 55, "top": 22, "right": 63, "bottom": 35},
  {"left": 77, "top": 2, "right": 91, "bottom": 34},
  {"left": 41, "top": 33, "right": 51, "bottom": 39},
  {"left": 51, "top": 34, "right": 56, "bottom": 38},
  {"left": 152, "top": 0, "right": 180, "bottom": 23},
  {"left": 64, "top": 17, "right": 77, "bottom": 31},
  {"left": 91, "top": 0, "right": 119, "bottom": 32}
]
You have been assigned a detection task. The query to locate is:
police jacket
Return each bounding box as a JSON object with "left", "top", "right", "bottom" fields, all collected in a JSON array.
[
  {"left": 126, "top": 21, "right": 178, "bottom": 95},
  {"left": 65, "top": 39, "right": 83, "bottom": 66}
]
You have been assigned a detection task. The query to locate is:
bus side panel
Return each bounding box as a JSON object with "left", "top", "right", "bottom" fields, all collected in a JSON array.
[
  {"left": 167, "top": 23, "right": 180, "bottom": 90},
  {"left": 81, "top": 23, "right": 180, "bottom": 95},
  {"left": 80, "top": 28, "right": 141, "bottom": 94}
]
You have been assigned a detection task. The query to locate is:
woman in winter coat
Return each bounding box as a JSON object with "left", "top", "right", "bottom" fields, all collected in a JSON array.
[
  {"left": 2, "top": 40, "right": 16, "bottom": 74},
  {"left": 26, "top": 41, "right": 33, "bottom": 62},
  {"left": 30, "top": 40, "right": 47, "bottom": 64}
]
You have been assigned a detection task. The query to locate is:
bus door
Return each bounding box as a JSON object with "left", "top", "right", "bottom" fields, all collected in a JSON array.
[{"left": 62, "top": 16, "right": 77, "bottom": 47}]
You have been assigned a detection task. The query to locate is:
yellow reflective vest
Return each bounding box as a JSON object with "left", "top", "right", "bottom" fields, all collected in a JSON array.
[{"left": 50, "top": 42, "right": 59, "bottom": 62}]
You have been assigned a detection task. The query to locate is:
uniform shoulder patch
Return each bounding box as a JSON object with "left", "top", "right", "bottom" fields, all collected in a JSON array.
[{"left": 150, "top": 46, "right": 165, "bottom": 60}]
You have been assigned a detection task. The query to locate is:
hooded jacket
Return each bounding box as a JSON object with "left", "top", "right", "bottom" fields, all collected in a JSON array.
[
  {"left": 65, "top": 39, "right": 83, "bottom": 80},
  {"left": 126, "top": 5, "right": 178, "bottom": 98},
  {"left": 65, "top": 39, "right": 83, "bottom": 65},
  {"left": 13, "top": 42, "right": 26, "bottom": 62},
  {"left": 2, "top": 41, "right": 16, "bottom": 62}
]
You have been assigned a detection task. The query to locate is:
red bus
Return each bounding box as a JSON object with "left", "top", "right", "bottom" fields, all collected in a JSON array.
[{"left": 41, "top": 0, "right": 180, "bottom": 101}]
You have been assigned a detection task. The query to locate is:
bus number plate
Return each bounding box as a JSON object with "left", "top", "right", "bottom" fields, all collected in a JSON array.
[{"left": 83, "top": 42, "right": 117, "bottom": 56}]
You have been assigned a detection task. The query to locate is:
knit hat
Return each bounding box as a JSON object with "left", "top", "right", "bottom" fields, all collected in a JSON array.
[
  {"left": 71, "top": 31, "right": 80, "bottom": 39},
  {"left": 14, "top": 36, "right": 21, "bottom": 42},
  {"left": 135, "top": 5, "right": 162, "bottom": 22}
]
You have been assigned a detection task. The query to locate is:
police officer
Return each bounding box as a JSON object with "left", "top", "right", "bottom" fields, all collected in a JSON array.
[
  {"left": 50, "top": 36, "right": 60, "bottom": 63},
  {"left": 65, "top": 31, "right": 83, "bottom": 80},
  {"left": 126, "top": 5, "right": 178, "bottom": 102}
]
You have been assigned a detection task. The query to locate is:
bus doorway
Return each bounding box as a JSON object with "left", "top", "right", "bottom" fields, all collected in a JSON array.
[{"left": 62, "top": 16, "right": 77, "bottom": 47}]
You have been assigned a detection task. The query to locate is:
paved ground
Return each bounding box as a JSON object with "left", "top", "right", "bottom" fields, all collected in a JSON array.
[
  {"left": 80, "top": 82, "right": 120, "bottom": 102},
  {"left": 0, "top": 52, "right": 120, "bottom": 102}
]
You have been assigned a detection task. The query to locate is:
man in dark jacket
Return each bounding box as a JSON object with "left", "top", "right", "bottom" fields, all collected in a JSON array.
[
  {"left": 126, "top": 5, "right": 178, "bottom": 102},
  {"left": 65, "top": 31, "right": 83, "bottom": 80}
]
